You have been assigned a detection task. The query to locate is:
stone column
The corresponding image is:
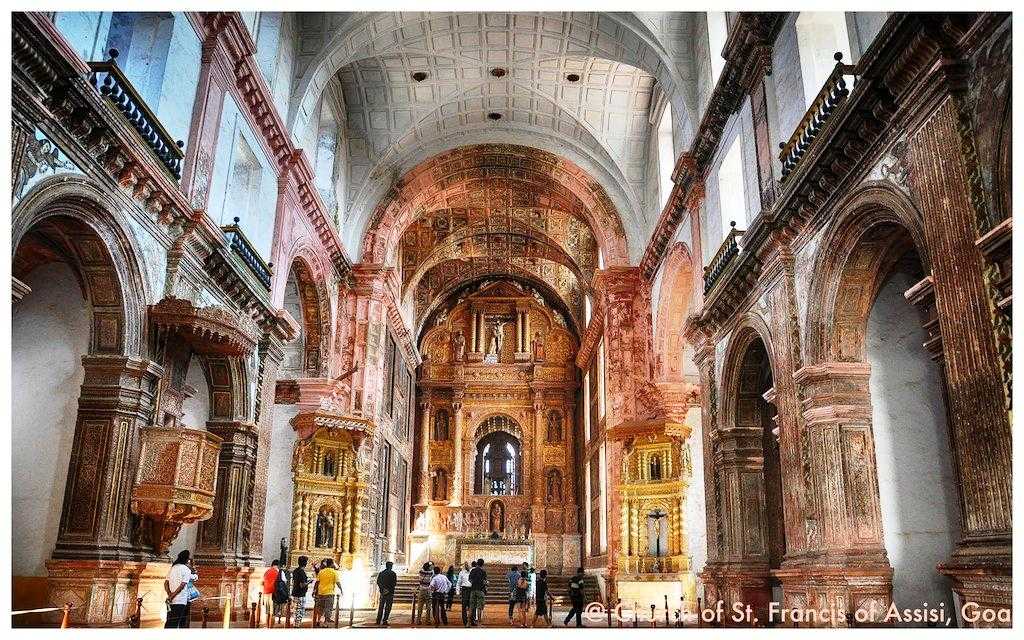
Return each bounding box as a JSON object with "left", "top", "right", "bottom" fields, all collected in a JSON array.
[
  {"left": 902, "top": 64, "right": 1012, "bottom": 623},
  {"left": 416, "top": 390, "right": 432, "bottom": 506},
  {"left": 470, "top": 311, "right": 478, "bottom": 352},
  {"left": 194, "top": 419, "right": 259, "bottom": 566},
  {"left": 450, "top": 390, "right": 465, "bottom": 506},
  {"left": 46, "top": 355, "right": 162, "bottom": 625},
  {"left": 531, "top": 390, "right": 544, "bottom": 506}
]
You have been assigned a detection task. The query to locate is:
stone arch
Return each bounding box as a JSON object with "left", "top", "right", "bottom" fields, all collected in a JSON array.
[
  {"left": 360, "top": 144, "right": 630, "bottom": 268},
  {"left": 280, "top": 254, "right": 331, "bottom": 378},
  {"left": 718, "top": 313, "right": 778, "bottom": 430},
  {"left": 654, "top": 241, "right": 696, "bottom": 382},
  {"left": 12, "top": 177, "right": 149, "bottom": 357},
  {"left": 196, "top": 354, "right": 252, "bottom": 422},
  {"left": 803, "top": 182, "right": 929, "bottom": 365}
]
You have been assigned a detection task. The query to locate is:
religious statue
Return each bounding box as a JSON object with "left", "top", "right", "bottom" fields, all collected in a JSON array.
[
  {"left": 279, "top": 537, "right": 288, "bottom": 567},
  {"left": 322, "top": 451, "right": 336, "bottom": 476},
  {"left": 545, "top": 469, "right": 562, "bottom": 502},
  {"left": 531, "top": 331, "right": 545, "bottom": 361},
  {"left": 431, "top": 469, "right": 448, "bottom": 501},
  {"left": 452, "top": 330, "right": 466, "bottom": 362},
  {"left": 315, "top": 511, "right": 335, "bottom": 548},
  {"left": 487, "top": 321, "right": 505, "bottom": 357},
  {"left": 433, "top": 409, "right": 449, "bottom": 441},
  {"left": 488, "top": 500, "right": 505, "bottom": 534},
  {"left": 546, "top": 411, "right": 562, "bottom": 442}
]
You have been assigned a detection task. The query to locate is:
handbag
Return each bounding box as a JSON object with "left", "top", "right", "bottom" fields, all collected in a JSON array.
[{"left": 186, "top": 581, "right": 201, "bottom": 602}]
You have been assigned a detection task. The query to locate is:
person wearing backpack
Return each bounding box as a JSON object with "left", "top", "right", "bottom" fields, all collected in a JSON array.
[
  {"left": 291, "top": 556, "right": 310, "bottom": 627},
  {"left": 272, "top": 563, "right": 291, "bottom": 625},
  {"left": 467, "top": 559, "right": 487, "bottom": 627},
  {"left": 505, "top": 565, "right": 519, "bottom": 623}
]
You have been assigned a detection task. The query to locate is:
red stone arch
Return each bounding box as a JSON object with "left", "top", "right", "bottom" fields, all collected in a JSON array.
[
  {"left": 12, "top": 177, "right": 149, "bottom": 357},
  {"left": 280, "top": 252, "right": 332, "bottom": 379},
  {"left": 360, "top": 144, "right": 630, "bottom": 267},
  {"left": 803, "top": 182, "right": 929, "bottom": 365},
  {"left": 654, "top": 241, "right": 696, "bottom": 383}
]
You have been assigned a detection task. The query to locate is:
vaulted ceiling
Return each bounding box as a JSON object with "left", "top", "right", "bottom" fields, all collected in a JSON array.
[{"left": 288, "top": 12, "right": 703, "bottom": 262}]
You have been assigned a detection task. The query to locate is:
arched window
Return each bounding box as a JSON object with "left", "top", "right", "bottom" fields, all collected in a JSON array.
[
  {"left": 657, "top": 105, "right": 675, "bottom": 211},
  {"left": 795, "top": 12, "right": 853, "bottom": 108},
  {"left": 706, "top": 12, "right": 729, "bottom": 87},
  {"left": 717, "top": 135, "right": 747, "bottom": 238},
  {"left": 474, "top": 424, "right": 522, "bottom": 496}
]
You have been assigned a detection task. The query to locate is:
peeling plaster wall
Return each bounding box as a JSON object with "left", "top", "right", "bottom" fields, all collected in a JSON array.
[
  {"left": 11, "top": 263, "right": 90, "bottom": 577},
  {"left": 867, "top": 265, "right": 959, "bottom": 618},
  {"left": 685, "top": 405, "right": 707, "bottom": 588},
  {"left": 262, "top": 404, "right": 299, "bottom": 563}
]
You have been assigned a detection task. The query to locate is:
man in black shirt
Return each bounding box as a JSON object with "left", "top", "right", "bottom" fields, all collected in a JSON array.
[
  {"left": 376, "top": 561, "right": 398, "bottom": 626},
  {"left": 467, "top": 558, "right": 488, "bottom": 627},
  {"left": 564, "top": 567, "right": 586, "bottom": 627},
  {"left": 291, "top": 556, "right": 310, "bottom": 627}
]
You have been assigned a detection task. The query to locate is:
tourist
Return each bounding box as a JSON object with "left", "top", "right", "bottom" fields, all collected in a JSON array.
[
  {"left": 291, "top": 556, "right": 310, "bottom": 627},
  {"left": 261, "top": 560, "right": 280, "bottom": 625},
  {"left": 429, "top": 565, "right": 451, "bottom": 625},
  {"left": 163, "top": 550, "right": 193, "bottom": 628},
  {"left": 505, "top": 564, "right": 519, "bottom": 623},
  {"left": 271, "top": 561, "right": 291, "bottom": 625},
  {"left": 514, "top": 570, "right": 530, "bottom": 627},
  {"left": 531, "top": 569, "right": 551, "bottom": 627},
  {"left": 375, "top": 561, "right": 397, "bottom": 626},
  {"left": 413, "top": 562, "right": 433, "bottom": 625},
  {"left": 564, "top": 567, "right": 586, "bottom": 627},
  {"left": 468, "top": 558, "right": 487, "bottom": 627},
  {"left": 456, "top": 561, "right": 473, "bottom": 625},
  {"left": 315, "top": 558, "right": 341, "bottom": 627},
  {"left": 527, "top": 567, "right": 536, "bottom": 609},
  {"left": 445, "top": 565, "right": 456, "bottom": 610}
]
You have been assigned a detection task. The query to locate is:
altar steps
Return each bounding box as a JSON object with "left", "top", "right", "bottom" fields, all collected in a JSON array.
[{"left": 392, "top": 574, "right": 600, "bottom": 605}]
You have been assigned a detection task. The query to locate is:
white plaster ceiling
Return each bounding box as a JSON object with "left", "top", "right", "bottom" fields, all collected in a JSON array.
[{"left": 288, "top": 12, "right": 702, "bottom": 261}]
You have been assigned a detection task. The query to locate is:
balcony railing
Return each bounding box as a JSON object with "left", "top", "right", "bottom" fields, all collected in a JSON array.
[
  {"left": 88, "top": 49, "right": 184, "bottom": 180},
  {"left": 778, "top": 52, "right": 859, "bottom": 182},
  {"left": 222, "top": 217, "right": 273, "bottom": 290},
  {"left": 703, "top": 222, "right": 744, "bottom": 294}
]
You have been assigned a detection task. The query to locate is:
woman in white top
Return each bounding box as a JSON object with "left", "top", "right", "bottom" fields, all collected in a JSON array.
[{"left": 164, "top": 550, "right": 194, "bottom": 628}]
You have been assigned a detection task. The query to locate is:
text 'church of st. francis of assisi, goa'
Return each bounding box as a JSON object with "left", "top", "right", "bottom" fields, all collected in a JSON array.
[{"left": 8, "top": 8, "right": 1013, "bottom": 629}]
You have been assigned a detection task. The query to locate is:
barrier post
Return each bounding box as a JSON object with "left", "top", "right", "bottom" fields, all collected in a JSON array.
[
  {"left": 250, "top": 602, "right": 257, "bottom": 628},
  {"left": 286, "top": 599, "right": 293, "bottom": 628},
  {"left": 606, "top": 599, "right": 612, "bottom": 627},
  {"left": 665, "top": 595, "right": 670, "bottom": 626},
  {"left": 201, "top": 605, "right": 208, "bottom": 628},
  {"left": 696, "top": 597, "right": 703, "bottom": 628},
  {"left": 222, "top": 595, "right": 231, "bottom": 629},
  {"left": 60, "top": 603, "right": 71, "bottom": 629},
  {"left": 651, "top": 603, "right": 657, "bottom": 627},
  {"left": 633, "top": 602, "right": 638, "bottom": 628},
  {"left": 617, "top": 598, "right": 623, "bottom": 628},
  {"left": 334, "top": 594, "right": 340, "bottom": 628},
  {"left": 349, "top": 593, "right": 355, "bottom": 627}
]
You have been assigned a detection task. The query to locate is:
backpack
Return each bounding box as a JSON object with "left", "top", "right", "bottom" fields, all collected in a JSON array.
[{"left": 273, "top": 568, "right": 291, "bottom": 604}]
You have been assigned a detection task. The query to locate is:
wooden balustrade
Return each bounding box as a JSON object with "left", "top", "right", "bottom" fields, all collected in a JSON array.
[
  {"left": 222, "top": 216, "right": 274, "bottom": 290},
  {"left": 87, "top": 49, "right": 184, "bottom": 180},
  {"left": 703, "top": 222, "right": 745, "bottom": 294},
  {"left": 778, "top": 52, "right": 859, "bottom": 182}
]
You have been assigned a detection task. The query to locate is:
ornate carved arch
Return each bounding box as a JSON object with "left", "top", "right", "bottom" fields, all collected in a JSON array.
[
  {"left": 803, "top": 182, "right": 929, "bottom": 364},
  {"left": 282, "top": 253, "right": 332, "bottom": 378},
  {"left": 12, "top": 176, "right": 149, "bottom": 357},
  {"left": 718, "top": 312, "right": 778, "bottom": 431},
  {"left": 654, "top": 241, "right": 696, "bottom": 382}
]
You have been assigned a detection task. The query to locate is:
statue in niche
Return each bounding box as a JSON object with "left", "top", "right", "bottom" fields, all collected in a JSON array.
[
  {"left": 546, "top": 411, "right": 562, "bottom": 442},
  {"left": 545, "top": 469, "right": 563, "bottom": 502},
  {"left": 433, "top": 409, "right": 450, "bottom": 441},
  {"left": 487, "top": 321, "right": 505, "bottom": 358},
  {"left": 431, "top": 468, "right": 448, "bottom": 501},
  {"left": 649, "top": 454, "right": 663, "bottom": 481},
  {"left": 315, "top": 511, "right": 335, "bottom": 548},
  {"left": 452, "top": 330, "right": 466, "bottom": 362},
  {"left": 322, "top": 451, "right": 336, "bottom": 476},
  {"left": 279, "top": 537, "right": 288, "bottom": 566},
  {"left": 531, "top": 331, "right": 545, "bottom": 361},
  {"left": 488, "top": 500, "right": 505, "bottom": 534}
]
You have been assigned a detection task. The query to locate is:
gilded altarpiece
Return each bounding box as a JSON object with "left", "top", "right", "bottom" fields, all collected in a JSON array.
[
  {"left": 411, "top": 282, "right": 582, "bottom": 574},
  {"left": 289, "top": 426, "right": 368, "bottom": 570}
]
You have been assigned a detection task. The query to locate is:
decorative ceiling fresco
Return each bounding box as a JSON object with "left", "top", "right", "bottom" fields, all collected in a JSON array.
[{"left": 288, "top": 12, "right": 701, "bottom": 257}]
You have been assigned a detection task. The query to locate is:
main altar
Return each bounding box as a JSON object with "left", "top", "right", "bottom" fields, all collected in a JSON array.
[{"left": 409, "top": 281, "right": 582, "bottom": 574}]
